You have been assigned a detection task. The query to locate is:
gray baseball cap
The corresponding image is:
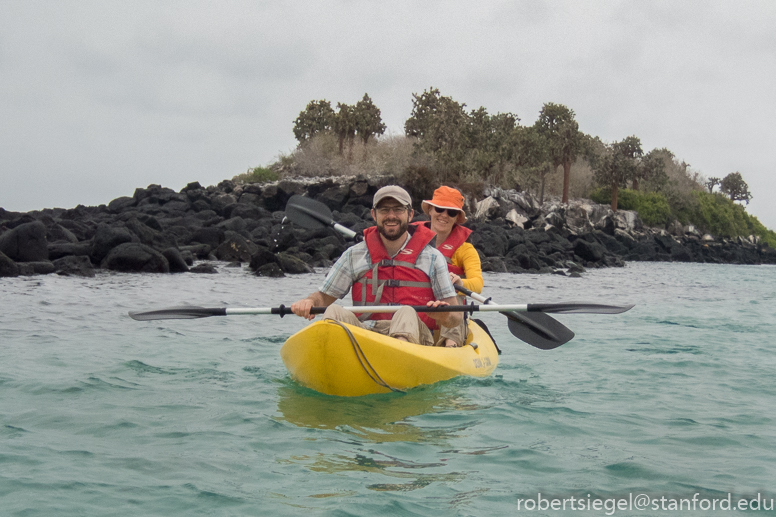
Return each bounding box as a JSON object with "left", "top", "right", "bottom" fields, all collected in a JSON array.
[{"left": 373, "top": 185, "right": 412, "bottom": 208}]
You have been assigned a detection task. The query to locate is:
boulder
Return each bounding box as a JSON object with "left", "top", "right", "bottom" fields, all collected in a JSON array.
[
  {"left": 217, "top": 216, "right": 247, "bottom": 233},
  {"left": 249, "top": 246, "right": 279, "bottom": 271},
  {"left": 215, "top": 233, "right": 257, "bottom": 262},
  {"left": 189, "top": 263, "right": 218, "bottom": 274},
  {"left": 179, "top": 243, "right": 212, "bottom": 260},
  {"left": 573, "top": 239, "right": 605, "bottom": 263},
  {"left": 188, "top": 226, "right": 225, "bottom": 249},
  {"left": 20, "top": 261, "right": 56, "bottom": 275},
  {"left": 0, "top": 251, "right": 20, "bottom": 277},
  {"left": 45, "top": 223, "right": 79, "bottom": 244},
  {"left": 161, "top": 248, "right": 189, "bottom": 273},
  {"left": 315, "top": 185, "right": 350, "bottom": 211},
  {"left": 565, "top": 203, "right": 595, "bottom": 234},
  {"left": 125, "top": 217, "right": 177, "bottom": 250},
  {"left": 101, "top": 243, "right": 170, "bottom": 273},
  {"left": 108, "top": 196, "right": 137, "bottom": 213},
  {"left": 481, "top": 257, "right": 508, "bottom": 272},
  {"left": 90, "top": 225, "right": 134, "bottom": 263},
  {"left": 56, "top": 219, "right": 94, "bottom": 241},
  {"left": 276, "top": 252, "right": 314, "bottom": 274},
  {"left": 47, "top": 241, "right": 94, "bottom": 260},
  {"left": 255, "top": 263, "right": 285, "bottom": 277},
  {"left": 0, "top": 221, "right": 49, "bottom": 262},
  {"left": 505, "top": 209, "right": 529, "bottom": 228},
  {"left": 473, "top": 196, "right": 502, "bottom": 221},
  {"left": 53, "top": 255, "right": 96, "bottom": 277},
  {"left": 613, "top": 210, "right": 642, "bottom": 233},
  {"left": 211, "top": 194, "right": 238, "bottom": 216},
  {"left": 469, "top": 226, "right": 509, "bottom": 257}
]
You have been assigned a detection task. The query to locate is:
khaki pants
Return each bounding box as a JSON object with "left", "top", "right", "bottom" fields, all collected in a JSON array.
[{"left": 322, "top": 305, "right": 465, "bottom": 347}]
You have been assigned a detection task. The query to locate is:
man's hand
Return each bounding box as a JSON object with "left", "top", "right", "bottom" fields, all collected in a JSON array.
[
  {"left": 289, "top": 291, "right": 337, "bottom": 320},
  {"left": 426, "top": 297, "right": 463, "bottom": 328},
  {"left": 290, "top": 298, "right": 316, "bottom": 320}
]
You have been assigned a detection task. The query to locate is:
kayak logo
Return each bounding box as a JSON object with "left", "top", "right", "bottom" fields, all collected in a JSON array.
[
  {"left": 399, "top": 248, "right": 414, "bottom": 255},
  {"left": 441, "top": 244, "right": 454, "bottom": 250}
]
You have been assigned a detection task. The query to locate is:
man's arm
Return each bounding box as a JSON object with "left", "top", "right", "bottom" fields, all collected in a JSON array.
[{"left": 290, "top": 291, "right": 337, "bottom": 320}]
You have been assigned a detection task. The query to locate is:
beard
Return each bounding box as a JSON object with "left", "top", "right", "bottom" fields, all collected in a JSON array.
[{"left": 377, "top": 218, "right": 408, "bottom": 241}]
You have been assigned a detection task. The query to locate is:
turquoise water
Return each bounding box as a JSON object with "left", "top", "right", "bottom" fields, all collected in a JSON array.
[{"left": 1, "top": 263, "right": 775, "bottom": 516}]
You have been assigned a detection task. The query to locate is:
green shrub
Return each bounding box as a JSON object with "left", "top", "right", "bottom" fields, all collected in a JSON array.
[
  {"left": 232, "top": 166, "right": 279, "bottom": 184},
  {"left": 589, "top": 187, "right": 611, "bottom": 206},
  {"left": 743, "top": 212, "right": 776, "bottom": 248},
  {"left": 687, "top": 191, "right": 748, "bottom": 238},
  {"left": 589, "top": 187, "right": 672, "bottom": 227},
  {"left": 686, "top": 191, "right": 776, "bottom": 245}
]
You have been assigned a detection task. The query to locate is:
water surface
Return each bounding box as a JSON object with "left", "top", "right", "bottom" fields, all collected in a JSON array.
[{"left": 2, "top": 263, "right": 775, "bottom": 515}]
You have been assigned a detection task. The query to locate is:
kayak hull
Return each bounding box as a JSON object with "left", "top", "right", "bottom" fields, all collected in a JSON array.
[{"left": 280, "top": 319, "right": 499, "bottom": 396}]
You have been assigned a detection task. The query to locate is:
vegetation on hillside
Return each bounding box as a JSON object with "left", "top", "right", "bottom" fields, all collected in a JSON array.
[{"left": 233, "top": 87, "right": 770, "bottom": 243}]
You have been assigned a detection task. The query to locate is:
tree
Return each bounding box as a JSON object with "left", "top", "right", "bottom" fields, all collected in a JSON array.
[
  {"left": 534, "top": 103, "right": 582, "bottom": 204},
  {"left": 632, "top": 148, "right": 666, "bottom": 191},
  {"left": 405, "top": 87, "right": 469, "bottom": 175},
  {"left": 705, "top": 177, "right": 721, "bottom": 193},
  {"left": 464, "top": 108, "right": 519, "bottom": 183},
  {"left": 511, "top": 125, "right": 552, "bottom": 203},
  {"left": 353, "top": 94, "right": 386, "bottom": 145},
  {"left": 591, "top": 136, "right": 643, "bottom": 211},
  {"left": 332, "top": 103, "right": 357, "bottom": 157},
  {"left": 720, "top": 172, "right": 752, "bottom": 204},
  {"left": 292, "top": 100, "right": 335, "bottom": 143}
]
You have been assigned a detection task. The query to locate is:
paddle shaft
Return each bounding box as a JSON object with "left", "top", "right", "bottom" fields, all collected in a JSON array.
[
  {"left": 129, "top": 301, "right": 633, "bottom": 321},
  {"left": 224, "top": 303, "right": 605, "bottom": 316}
]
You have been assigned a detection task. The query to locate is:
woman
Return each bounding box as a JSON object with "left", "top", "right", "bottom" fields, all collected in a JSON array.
[{"left": 419, "top": 186, "right": 483, "bottom": 347}]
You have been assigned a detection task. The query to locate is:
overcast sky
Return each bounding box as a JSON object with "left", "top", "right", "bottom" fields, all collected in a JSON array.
[{"left": 2, "top": 1, "right": 775, "bottom": 229}]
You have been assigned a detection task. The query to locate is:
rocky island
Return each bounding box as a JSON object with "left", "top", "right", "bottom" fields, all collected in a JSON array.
[{"left": 2, "top": 176, "right": 775, "bottom": 279}]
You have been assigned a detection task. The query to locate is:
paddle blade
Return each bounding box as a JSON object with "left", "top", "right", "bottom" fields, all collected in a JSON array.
[
  {"left": 527, "top": 303, "right": 635, "bottom": 315},
  {"left": 285, "top": 194, "right": 333, "bottom": 230},
  {"left": 505, "top": 311, "right": 575, "bottom": 350},
  {"left": 128, "top": 306, "right": 227, "bottom": 321}
]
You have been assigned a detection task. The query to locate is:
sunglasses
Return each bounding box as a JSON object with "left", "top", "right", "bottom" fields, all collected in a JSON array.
[{"left": 433, "top": 206, "right": 461, "bottom": 218}]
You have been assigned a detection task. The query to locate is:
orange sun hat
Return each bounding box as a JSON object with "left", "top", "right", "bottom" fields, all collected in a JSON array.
[{"left": 421, "top": 186, "right": 467, "bottom": 224}]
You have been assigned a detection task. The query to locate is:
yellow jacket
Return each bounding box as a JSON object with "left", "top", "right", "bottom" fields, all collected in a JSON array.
[{"left": 450, "top": 242, "right": 483, "bottom": 294}]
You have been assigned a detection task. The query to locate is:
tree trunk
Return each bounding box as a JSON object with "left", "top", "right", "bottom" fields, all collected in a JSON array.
[
  {"left": 338, "top": 134, "right": 345, "bottom": 155},
  {"left": 611, "top": 182, "right": 619, "bottom": 212},
  {"left": 632, "top": 177, "right": 639, "bottom": 190},
  {"left": 540, "top": 170, "right": 546, "bottom": 205},
  {"left": 562, "top": 160, "right": 571, "bottom": 204}
]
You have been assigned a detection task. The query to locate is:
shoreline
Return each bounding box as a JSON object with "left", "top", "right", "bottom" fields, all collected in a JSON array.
[{"left": 2, "top": 176, "right": 775, "bottom": 278}]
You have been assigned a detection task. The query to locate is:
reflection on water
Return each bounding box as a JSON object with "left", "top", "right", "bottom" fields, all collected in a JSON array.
[
  {"left": 274, "top": 381, "right": 484, "bottom": 444},
  {"left": 274, "top": 381, "right": 499, "bottom": 491}
]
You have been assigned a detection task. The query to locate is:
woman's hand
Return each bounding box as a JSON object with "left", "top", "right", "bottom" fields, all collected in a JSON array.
[{"left": 449, "top": 272, "right": 462, "bottom": 286}]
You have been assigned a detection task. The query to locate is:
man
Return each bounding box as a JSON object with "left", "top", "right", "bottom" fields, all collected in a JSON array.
[{"left": 289, "top": 185, "right": 463, "bottom": 346}]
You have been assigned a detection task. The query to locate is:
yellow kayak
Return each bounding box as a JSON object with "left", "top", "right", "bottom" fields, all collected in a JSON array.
[{"left": 280, "top": 319, "right": 499, "bottom": 396}]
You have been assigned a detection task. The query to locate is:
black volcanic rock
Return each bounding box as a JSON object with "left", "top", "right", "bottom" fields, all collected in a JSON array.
[
  {"left": 0, "top": 221, "right": 49, "bottom": 262},
  {"left": 161, "top": 247, "right": 189, "bottom": 273},
  {"left": 53, "top": 255, "right": 96, "bottom": 277},
  {"left": 2, "top": 176, "right": 774, "bottom": 279},
  {"left": 0, "top": 251, "right": 20, "bottom": 277},
  {"left": 101, "top": 242, "right": 170, "bottom": 273}
]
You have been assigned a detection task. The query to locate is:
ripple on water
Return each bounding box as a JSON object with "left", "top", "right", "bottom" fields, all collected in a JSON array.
[{"left": 2, "top": 263, "right": 776, "bottom": 514}]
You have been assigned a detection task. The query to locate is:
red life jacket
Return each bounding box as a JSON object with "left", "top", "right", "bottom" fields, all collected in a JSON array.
[
  {"left": 352, "top": 224, "right": 438, "bottom": 330},
  {"left": 415, "top": 222, "right": 472, "bottom": 277}
]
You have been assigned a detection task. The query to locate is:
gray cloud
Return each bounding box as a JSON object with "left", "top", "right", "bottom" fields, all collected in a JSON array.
[{"left": 1, "top": 0, "right": 774, "bottom": 229}]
